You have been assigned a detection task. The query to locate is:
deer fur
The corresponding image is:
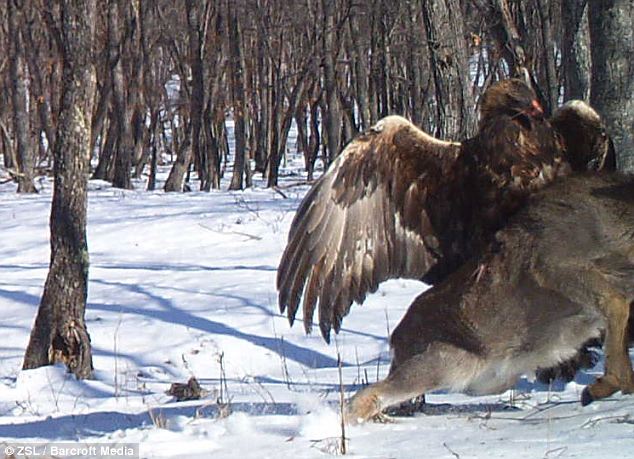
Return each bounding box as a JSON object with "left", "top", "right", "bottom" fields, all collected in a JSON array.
[{"left": 347, "top": 172, "right": 634, "bottom": 423}]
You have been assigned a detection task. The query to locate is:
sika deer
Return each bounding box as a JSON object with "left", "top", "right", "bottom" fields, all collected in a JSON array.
[{"left": 347, "top": 172, "right": 634, "bottom": 423}]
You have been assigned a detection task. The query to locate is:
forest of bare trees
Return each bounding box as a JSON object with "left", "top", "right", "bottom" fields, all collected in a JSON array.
[
  {"left": 0, "top": 0, "right": 630, "bottom": 381},
  {"left": 1, "top": 0, "right": 632, "bottom": 196},
  {"left": 0, "top": 0, "right": 634, "bottom": 197}
]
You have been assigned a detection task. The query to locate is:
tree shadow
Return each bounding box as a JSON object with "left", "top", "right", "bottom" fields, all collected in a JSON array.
[
  {"left": 89, "top": 296, "right": 340, "bottom": 370},
  {"left": 0, "top": 400, "right": 299, "bottom": 440}
]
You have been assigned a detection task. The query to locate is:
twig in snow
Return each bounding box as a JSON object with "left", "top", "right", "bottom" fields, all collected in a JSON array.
[
  {"left": 581, "top": 414, "right": 632, "bottom": 428},
  {"left": 272, "top": 186, "right": 288, "bottom": 199},
  {"left": 443, "top": 442, "right": 460, "bottom": 459},
  {"left": 197, "top": 223, "right": 263, "bottom": 241},
  {"left": 544, "top": 446, "right": 567, "bottom": 458},
  {"left": 338, "top": 352, "right": 348, "bottom": 455},
  {"left": 275, "top": 180, "right": 315, "bottom": 190}
]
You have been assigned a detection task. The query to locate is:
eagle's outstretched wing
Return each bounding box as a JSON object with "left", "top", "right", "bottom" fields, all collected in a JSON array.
[
  {"left": 277, "top": 116, "right": 472, "bottom": 341},
  {"left": 278, "top": 79, "right": 575, "bottom": 342}
]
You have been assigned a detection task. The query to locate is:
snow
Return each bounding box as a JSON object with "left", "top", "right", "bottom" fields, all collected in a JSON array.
[{"left": 0, "top": 166, "right": 633, "bottom": 459}]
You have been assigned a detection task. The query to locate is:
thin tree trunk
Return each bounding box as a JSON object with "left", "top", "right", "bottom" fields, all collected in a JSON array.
[
  {"left": 23, "top": 0, "right": 97, "bottom": 379},
  {"left": 23, "top": 26, "right": 56, "bottom": 157},
  {"left": 306, "top": 91, "right": 321, "bottom": 181},
  {"left": 228, "top": 3, "right": 249, "bottom": 190},
  {"left": 90, "top": 64, "right": 112, "bottom": 155},
  {"left": 92, "top": 114, "right": 117, "bottom": 180},
  {"left": 147, "top": 111, "right": 159, "bottom": 191},
  {"left": 405, "top": 2, "right": 424, "bottom": 127},
  {"left": 8, "top": 0, "right": 37, "bottom": 193},
  {"left": 254, "top": 33, "right": 268, "bottom": 175},
  {"left": 322, "top": 0, "right": 341, "bottom": 163},
  {"left": 268, "top": 76, "right": 309, "bottom": 187},
  {"left": 184, "top": 0, "right": 206, "bottom": 191},
  {"left": 110, "top": 0, "right": 133, "bottom": 190},
  {"left": 420, "top": 0, "right": 476, "bottom": 138},
  {"left": 349, "top": 6, "right": 371, "bottom": 130},
  {"left": 537, "top": 0, "right": 558, "bottom": 114},
  {"left": 561, "top": 0, "right": 589, "bottom": 101},
  {"left": 164, "top": 124, "right": 192, "bottom": 192}
]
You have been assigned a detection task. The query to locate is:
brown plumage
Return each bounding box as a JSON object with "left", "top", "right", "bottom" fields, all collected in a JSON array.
[{"left": 277, "top": 79, "right": 568, "bottom": 341}]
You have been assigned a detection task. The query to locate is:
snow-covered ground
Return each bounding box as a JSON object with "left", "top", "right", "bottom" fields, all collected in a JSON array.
[{"left": 0, "top": 162, "right": 633, "bottom": 459}]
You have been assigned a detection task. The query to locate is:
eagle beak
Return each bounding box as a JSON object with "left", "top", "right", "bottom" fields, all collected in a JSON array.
[{"left": 530, "top": 99, "right": 544, "bottom": 118}]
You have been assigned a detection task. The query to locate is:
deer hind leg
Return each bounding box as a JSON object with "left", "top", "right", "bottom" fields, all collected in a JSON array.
[
  {"left": 582, "top": 294, "right": 634, "bottom": 405},
  {"left": 345, "top": 344, "right": 481, "bottom": 424}
]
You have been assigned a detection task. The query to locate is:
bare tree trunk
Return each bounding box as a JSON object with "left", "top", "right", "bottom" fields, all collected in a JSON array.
[
  {"left": 373, "top": 4, "right": 390, "bottom": 120},
  {"left": 147, "top": 110, "right": 159, "bottom": 191},
  {"left": 23, "top": 24, "right": 56, "bottom": 158},
  {"left": 266, "top": 47, "right": 282, "bottom": 185},
  {"left": 306, "top": 90, "right": 321, "bottom": 181},
  {"left": 164, "top": 48, "right": 194, "bottom": 190},
  {"left": 536, "top": 0, "right": 558, "bottom": 113},
  {"left": 420, "top": 0, "right": 476, "bottom": 138},
  {"left": 254, "top": 35, "right": 268, "bottom": 174},
  {"left": 109, "top": 0, "right": 133, "bottom": 189},
  {"left": 495, "top": 0, "right": 528, "bottom": 73},
  {"left": 405, "top": 1, "right": 425, "bottom": 127},
  {"left": 228, "top": 2, "right": 249, "bottom": 190},
  {"left": 349, "top": 6, "right": 371, "bottom": 130},
  {"left": 164, "top": 123, "right": 192, "bottom": 192},
  {"left": 8, "top": 0, "right": 37, "bottom": 193},
  {"left": 23, "top": 0, "right": 97, "bottom": 379},
  {"left": 90, "top": 72, "right": 111, "bottom": 155},
  {"left": 561, "top": 0, "right": 589, "bottom": 101},
  {"left": 92, "top": 114, "right": 117, "bottom": 181},
  {"left": 322, "top": 0, "right": 341, "bottom": 163},
  {"left": 184, "top": 0, "right": 206, "bottom": 191},
  {"left": 268, "top": 75, "right": 309, "bottom": 187},
  {"left": 589, "top": 0, "right": 634, "bottom": 173}
]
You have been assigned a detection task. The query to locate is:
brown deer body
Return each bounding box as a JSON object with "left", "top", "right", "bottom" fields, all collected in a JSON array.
[{"left": 347, "top": 173, "right": 634, "bottom": 423}]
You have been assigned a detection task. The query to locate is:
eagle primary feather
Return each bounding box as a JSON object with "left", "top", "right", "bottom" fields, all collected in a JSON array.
[{"left": 277, "top": 79, "right": 568, "bottom": 342}]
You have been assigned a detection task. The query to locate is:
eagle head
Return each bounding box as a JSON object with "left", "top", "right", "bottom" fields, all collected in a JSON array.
[{"left": 479, "top": 79, "right": 544, "bottom": 128}]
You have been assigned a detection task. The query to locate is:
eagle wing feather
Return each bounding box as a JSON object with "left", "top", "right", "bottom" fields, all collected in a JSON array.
[{"left": 277, "top": 115, "right": 467, "bottom": 341}]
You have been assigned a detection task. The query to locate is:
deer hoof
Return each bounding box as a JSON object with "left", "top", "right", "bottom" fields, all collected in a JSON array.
[{"left": 580, "top": 387, "right": 594, "bottom": 406}]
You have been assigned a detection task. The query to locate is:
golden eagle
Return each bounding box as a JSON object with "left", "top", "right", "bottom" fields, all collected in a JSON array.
[{"left": 276, "top": 79, "right": 606, "bottom": 342}]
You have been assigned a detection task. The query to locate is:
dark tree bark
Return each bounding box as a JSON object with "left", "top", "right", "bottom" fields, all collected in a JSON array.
[
  {"left": 92, "top": 114, "right": 117, "bottom": 181},
  {"left": 306, "top": 90, "right": 321, "bottom": 181},
  {"left": 23, "top": 21, "right": 56, "bottom": 158},
  {"left": 23, "top": 0, "right": 97, "bottom": 379},
  {"left": 110, "top": 0, "right": 134, "bottom": 190},
  {"left": 184, "top": 0, "right": 206, "bottom": 190},
  {"left": 163, "top": 4, "right": 199, "bottom": 192},
  {"left": 561, "top": 0, "right": 589, "bottom": 101},
  {"left": 404, "top": 1, "right": 425, "bottom": 127},
  {"left": 420, "top": 0, "right": 476, "bottom": 138},
  {"left": 266, "top": 71, "right": 309, "bottom": 187},
  {"left": 589, "top": 0, "right": 634, "bottom": 173},
  {"left": 164, "top": 122, "right": 192, "bottom": 192},
  {"left": 228, "top": 1, "right": 250, "bottom": 190},
  {"left": 253, "top": 32, "right": 268, "bottom": 174},
  {"left": 349, "top": 5, "right": 371, "bottom": 130},
  {"left": 322, "top": 0, "right": 342, "bottom": 163},
  {"left": 536, "top": 0, "right": 558, "bottom": 113},
  {"left": 8, "top": 0, "right": 37, "bottom": 193}
]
